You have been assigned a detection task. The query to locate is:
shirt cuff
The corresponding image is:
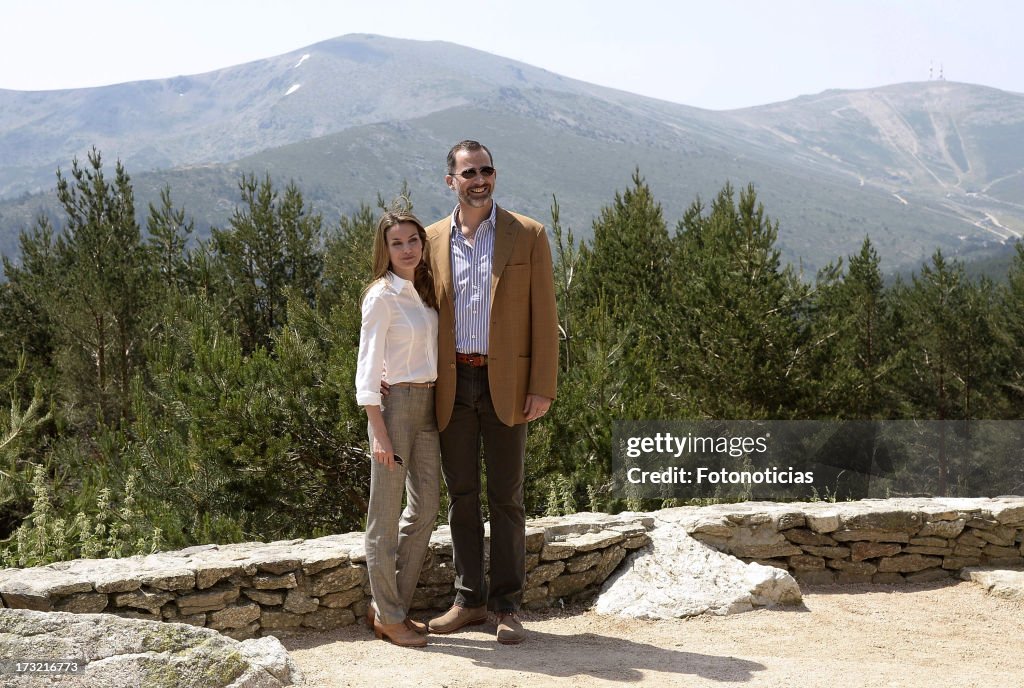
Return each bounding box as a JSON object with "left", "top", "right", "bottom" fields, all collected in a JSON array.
[{"left": 357, "top": 391, "right": 383, "bottom": 406}]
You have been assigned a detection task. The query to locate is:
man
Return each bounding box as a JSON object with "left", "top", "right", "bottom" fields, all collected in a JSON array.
[{"left": 425, "top": 140, "right": 558, "bottom": 644}]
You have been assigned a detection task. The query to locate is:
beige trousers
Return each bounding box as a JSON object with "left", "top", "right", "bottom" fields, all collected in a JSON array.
[{"left": 365, "top": 385, "right": 441, "bottom": 625}]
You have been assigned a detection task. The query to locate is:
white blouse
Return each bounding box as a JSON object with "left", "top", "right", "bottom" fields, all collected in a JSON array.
[{"left": 355, "top": 273, "right": 438, "bottom": 407}]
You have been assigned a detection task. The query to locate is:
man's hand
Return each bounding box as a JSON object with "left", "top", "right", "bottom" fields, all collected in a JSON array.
[
  {"left": 380, "top": 380, "right": 391, "bottom": 398},
  {"left": 523, "top": 394, "right": 552, "bottom": 422}
]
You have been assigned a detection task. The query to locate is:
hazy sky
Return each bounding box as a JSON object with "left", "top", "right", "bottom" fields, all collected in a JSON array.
[{"left": 2, "top": 0, "right": 1021, "bottom": 110}]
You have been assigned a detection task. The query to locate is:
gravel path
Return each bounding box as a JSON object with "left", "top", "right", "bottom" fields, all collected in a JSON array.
[{"left": 283, "top": 581, "right": 1024, "bottom": 688}]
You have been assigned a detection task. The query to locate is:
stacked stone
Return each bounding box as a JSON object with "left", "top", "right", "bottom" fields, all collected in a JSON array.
[
  {"left": 520, "top": 515, "right": 653, "bottom": 609},
  {"left": 0, "top": 534, "right": 373, "bottom": 641},
  {"left": 687, "top": 498, "right": 1024, "bottom": 585},
  {"left": 0, "top": 514, "right": 652, "bottom": 639},
  {"left": 4, "top": 500, "right": 1020, "bottom": 639}
]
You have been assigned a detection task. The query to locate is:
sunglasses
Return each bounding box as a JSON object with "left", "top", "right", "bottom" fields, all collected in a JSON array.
[{"left": 452, "top": 166, "right": 496, "bottom": 180}]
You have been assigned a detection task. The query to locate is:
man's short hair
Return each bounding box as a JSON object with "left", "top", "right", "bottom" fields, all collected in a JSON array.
[{"left": 447, "top": 140, "right": 494, "bottom": 174}]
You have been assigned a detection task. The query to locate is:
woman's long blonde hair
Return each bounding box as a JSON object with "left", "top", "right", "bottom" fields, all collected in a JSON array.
[{"left": 365, "top": 209, "right": 437, "bottom": 310}]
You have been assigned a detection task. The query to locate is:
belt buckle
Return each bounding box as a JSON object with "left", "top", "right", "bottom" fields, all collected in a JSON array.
[{"left": 458, "top": 353, "right": 486, "bottom": 367}]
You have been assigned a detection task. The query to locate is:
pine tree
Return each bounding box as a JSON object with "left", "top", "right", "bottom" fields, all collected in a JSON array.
[
  {"left": 806, "top": 237, "right": 901, "bottom": 418},
  {"left": 533, "top": 190, "right": 679, "bottom": 514},
  {"left": 896, "top": 250, "right": 1000, "bottom": 494},
  {"left": 146, "top": 185, "right": 194, "bottom": 295},
  {"left": 6, "top": 149, "right": 152, "bottom": 425},
  {"left": 669, "top": 183, "right": 809, "bottom": 418},
  {"left": 997, "top": 242, "right": 1024, "bottom": 416},
  {"left": 578, "top": 169, "right": 672, "bottom": 334},
  {"left": 320, "top": 203, "right": 375, "bottom": 322},
  {"left": 1, "top": 220, "right": 60, "bottom": 389},
  {"left": 211, "top": 175, "right": 323, "bottom": 352}
]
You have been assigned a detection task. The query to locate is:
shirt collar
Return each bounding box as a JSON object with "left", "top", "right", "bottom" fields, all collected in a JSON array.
[
  {"left": 386, "top": 271, "right": 414, "bottom": 294},
  {"left": 450, "top": 201, "right": 498, "bottom": 236}
]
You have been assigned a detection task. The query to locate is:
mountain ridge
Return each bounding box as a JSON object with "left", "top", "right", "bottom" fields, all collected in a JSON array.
[
  {"left": 0, "top": 34, "right": 712, "bottom": 198},
  {"left": 2, "top": 34, "right": 1022, "bottom": 272}
]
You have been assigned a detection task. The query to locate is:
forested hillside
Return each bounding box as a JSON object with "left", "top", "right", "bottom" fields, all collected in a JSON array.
[{"left": 1, "top": 153, "right": 1022, "bottom": 567}]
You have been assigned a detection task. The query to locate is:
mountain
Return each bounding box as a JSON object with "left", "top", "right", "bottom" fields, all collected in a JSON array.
[
  {"left": 0, "top": 33, "right": 692, "bottom": 199},
  {"left": 726, "top": 82, "right": 1024, "bottom": 237},
  {"left": 2, "top": 34, "right": 1023, "bottom": 273}
]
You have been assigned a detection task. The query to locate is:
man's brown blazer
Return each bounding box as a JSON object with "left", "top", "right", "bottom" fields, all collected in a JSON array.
[{"left": 426, "top": 207, "right": 559, "bottom": 431}]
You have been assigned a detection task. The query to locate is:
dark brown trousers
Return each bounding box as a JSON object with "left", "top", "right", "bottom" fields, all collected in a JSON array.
[{"left": 440, "top": 363, "right": 527, "bottom": 612}]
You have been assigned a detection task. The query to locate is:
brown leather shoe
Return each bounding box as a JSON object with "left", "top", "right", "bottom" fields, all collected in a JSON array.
[
  {"left": 374, "top": 618, "right": 427, "bottom": 647},
  {"left": 404, "top": 616, "right": 428, "bottom": 634},
  {"left": 368, "top": 601, "right": 428, "bottom": 637},
  {"left": 428, "top": 604, "right": 488, "bottom": 634},
  {"left": 496, "top": 612, "right": 525, "bottom": 645}
]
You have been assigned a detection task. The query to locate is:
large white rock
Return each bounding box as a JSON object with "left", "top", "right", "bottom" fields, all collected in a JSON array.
[
  {"left": 0, "top": 608, "right": 302, "bottom": 687},
  {"left": 960, "top": 567, "right": 1024, "bottom": 603},
  {"left": 594, "top": 511, "right": 802, "bottom": 618}
]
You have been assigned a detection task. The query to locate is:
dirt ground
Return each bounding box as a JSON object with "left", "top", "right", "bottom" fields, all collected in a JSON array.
[{"left": 282, "top": 581, "right": 1024, "bottom": 688}]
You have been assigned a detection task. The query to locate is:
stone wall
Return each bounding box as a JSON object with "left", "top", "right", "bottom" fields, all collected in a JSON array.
[
  {"left": 684, "top": 497, "right": 1024, "bottom": 584},
  {"left": 2, "top": 498, "right": 1022, "bottom": 640},
  {"left": 0, "top": 513, "right": 652, "bottom": 640}
]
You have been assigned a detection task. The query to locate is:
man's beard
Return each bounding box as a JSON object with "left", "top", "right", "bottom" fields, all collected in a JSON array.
[{"left": 459, "top": 186, "right": 492, "bottom": 208}]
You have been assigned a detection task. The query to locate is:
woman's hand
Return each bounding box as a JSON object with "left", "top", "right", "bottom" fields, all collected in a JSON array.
[
  {"left": 371, "top": 434, "right": 400, "bottom": 470},
  {"left": 364, "top": 405, "right": 400, "bottom": 471}
]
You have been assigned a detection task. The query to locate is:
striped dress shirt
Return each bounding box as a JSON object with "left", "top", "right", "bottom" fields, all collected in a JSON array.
[{"left": 450, "top": 202, "right": 497, "bottom": 354}]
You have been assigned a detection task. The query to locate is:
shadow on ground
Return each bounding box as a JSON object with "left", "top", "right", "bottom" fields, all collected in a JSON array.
[
  {"left": 796, "top": 579, "right": 961, "bottom": 596},
  {"left": 283, "top": 610, "right": 766, "bottom": 684},
  {"left": 420, "top": 629, "right": 764, "bottom": 683}
]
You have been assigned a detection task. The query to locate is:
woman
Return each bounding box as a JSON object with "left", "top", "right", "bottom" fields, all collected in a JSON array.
[{"left": 355, "top": 207, "right": 440, "bottom": 648}]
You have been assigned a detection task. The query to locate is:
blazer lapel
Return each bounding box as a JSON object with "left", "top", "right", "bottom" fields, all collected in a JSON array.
[
  {"left": 431, "top": 220, "right": 455, "bottom": 311},
  {"left": 490, "top": 207, "right": 516, "bottom": 306}
]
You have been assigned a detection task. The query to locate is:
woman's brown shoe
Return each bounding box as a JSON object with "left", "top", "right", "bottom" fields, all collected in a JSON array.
[{"left": 374, "top": 618, "right": 427, "bottom": 647}]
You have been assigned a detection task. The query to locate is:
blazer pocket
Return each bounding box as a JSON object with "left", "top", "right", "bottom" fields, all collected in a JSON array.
[{"left": 499, "top": 263, "right": 530, "bottom": 300}]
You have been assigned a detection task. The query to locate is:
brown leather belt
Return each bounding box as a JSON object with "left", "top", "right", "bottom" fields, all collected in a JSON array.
[
  {"left": 391, "top": 381, "right": 436, "bottom": 388},
  {"left": 456, "top": 352, "right": 488, "bottom": 367}
]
